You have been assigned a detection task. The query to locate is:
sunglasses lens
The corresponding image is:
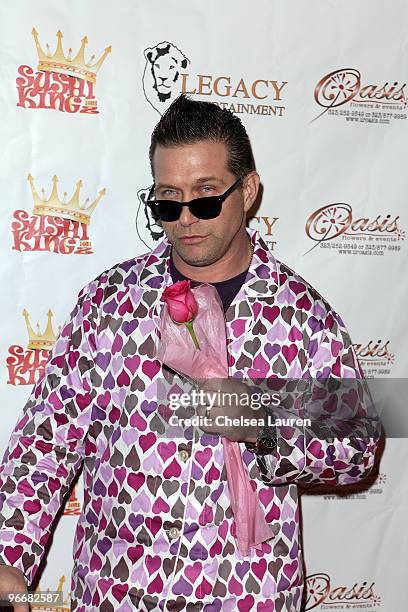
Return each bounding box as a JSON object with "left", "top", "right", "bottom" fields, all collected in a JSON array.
[
  {"left": 155, "top": 202, "right": 182, "bottom": 222},
  {"left": 191, "top": 198, "right": 222, "bottom": 220}
]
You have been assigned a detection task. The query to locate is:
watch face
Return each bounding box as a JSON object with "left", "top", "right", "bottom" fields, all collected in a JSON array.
[{"left": 260, "top": 437, "right": 277, "bottom": 449}]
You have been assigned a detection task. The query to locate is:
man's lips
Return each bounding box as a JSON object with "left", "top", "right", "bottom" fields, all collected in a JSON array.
[{"left": 178, "top": 235, "right": 208, "bottom": 244}]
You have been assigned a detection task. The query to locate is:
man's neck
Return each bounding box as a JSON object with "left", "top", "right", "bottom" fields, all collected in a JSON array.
[{"left": 171, "top": 233, "right": 253, "bottom": 283}]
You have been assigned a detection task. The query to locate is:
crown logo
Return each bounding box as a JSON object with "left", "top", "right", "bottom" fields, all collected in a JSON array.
[
  {"left": 32, "top": 28, "right": 111, "bottom": 83},
  {"left": 31, "top": 576, "right": 70, "bottom": 611},
  {"left": 28, "top": 174, "right": 106, "bottom": 225},
  {"left": 23, "top": 309, "right": 59, "bottom": 351},
  {"left": 64, "top": 485, "right": 81, "bottom": 516}
]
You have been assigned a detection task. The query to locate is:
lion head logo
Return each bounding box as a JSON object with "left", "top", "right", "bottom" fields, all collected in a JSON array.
[
  {"left": 135, "top": 186, "right": 165, "bottom": 250},
  {"left": 142, "top": 41, "right": 190, "bottom": 115}
]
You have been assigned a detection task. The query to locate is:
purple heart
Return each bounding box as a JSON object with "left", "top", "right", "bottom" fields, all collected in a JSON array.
[
  {"left": 181, "top": 482, "right": 188, "bottom": 496},
  {"left": 32, "top": 472, "right": 48, "bottom": 485},
  {"left": 94, "top": 479, "right": 107, "bottom": 496},
  {"left": 61, "top": 385, "right": 76, "bottom": 400},
  {"left": 85, "top": 510, "right": 98, "bottom": 527},
  {"left": 282, "top": 520, "right": 296, "bottom": 541},
  {"left": 191, "top": 462, "right": 203, "bottom": 480},
  {"left": 255, "top": 263, "right": 270, "bottom": 279},
  {"left": 122, "top": 260, "right": 136, "bottom": 272},
  {"left": 103, "top": 299, "right": 117, "bottom": 315},
  {"left": 122, "top": 319, "right": 139, "bottom": 334},
  {"left": 201, "top": 433, "right": 219, "bottom": 446},
  {"left": 129, "top": 513, "right": 144, "bottom": 530},
  {"left": 103, "top": 372, "right": 115, "bottom": 390},
  {"left": 82, "top": 586, "right": 92, "bottom": 605},
  {"left": 204, "top": 600, "right": 222, "bottom": 612},
  {"left": 97, "top": 537, "right": 112, "bottom": 555},
  {"left": 184, "top": 522, "right": 199, "bottom": 543},
  {"left": 91, "top": 405, "right": 105, "bottom": 421},
  {"left": 96, "top": 352, "right": 111, "bottom": 371},
  {"left": 278, "top": 575, "right": 290, "bottom": 592},
  {"left": 141, "top": 400, "right": 156, "bottom": 417},
  {"left": 124, "top": 271, "right": 138, "bottom": 287},
  {"left": 172, "top": 575, "right": 193, "bottom": 596},
  {"left": 210, "top": 483, "right": 223, "bottom": 503},
  {"left": 236, "top": 561, "right": 250, "bottom": 580},
  {"left": 189, "top": 540, "right": 208, "bottom": 561},
  {"left": 265, "top": 343, "right": 281, "bottom": 360},
  {"left": 290, "top": 541, "right": 298, "bottom": 560},
  {"left": 308, "top": 316, "right": 323, "bottom": 334}
]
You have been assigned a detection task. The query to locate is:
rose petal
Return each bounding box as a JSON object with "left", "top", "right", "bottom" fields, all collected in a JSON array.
[
  {"left": 167, "top": 300, "right": 190, "bottom": 323},
  {"left": 185, "top": 290, "right": 198, "bottom": 317}
]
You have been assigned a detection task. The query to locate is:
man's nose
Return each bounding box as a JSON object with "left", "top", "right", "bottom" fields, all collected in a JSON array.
[{"left": 178, "top": 204, "right": 199, "bottom": 226}]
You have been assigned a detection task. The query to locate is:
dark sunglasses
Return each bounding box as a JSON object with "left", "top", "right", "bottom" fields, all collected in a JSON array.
[{"left": 145, "top": 177, "right": 242, "bottom": 222}]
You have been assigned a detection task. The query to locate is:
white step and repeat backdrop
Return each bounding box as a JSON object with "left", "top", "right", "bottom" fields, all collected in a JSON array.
[{"left": 0, "top": 1, "right": 406, "bottom": 610}]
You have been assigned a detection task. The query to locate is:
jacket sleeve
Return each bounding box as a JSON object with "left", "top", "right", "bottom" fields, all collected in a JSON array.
[
  {"left": 251, "top": 310, "right": 382, "bottom": 486},
  {"left": 0, "top": 283, "right": 97, "bottom": 584}
]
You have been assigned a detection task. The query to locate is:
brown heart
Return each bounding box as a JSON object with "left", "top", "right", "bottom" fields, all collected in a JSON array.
[
  {"left": 218, "top": 559, "right": 232, "bottom": 580},
  {"left": 167, "top": 597, "right": 186, "bottom": 612},
  {"left": 125, "top": 447, "right": 141, "bottom": 470},
  {"left": 110, "top": 448, "right": 124, "bottom": 467},
  {"left": 268, "top": 558, "right": 283, "bottom": 577},
  {"left": 245, "top": 574, "right": 261, "bottom": 594},
  {"left": 100, "top": 557, "right": 111, "bottom": 578},
  {"left": 162, "top": 480, "right": 179, "bottom": 498},
  {"left": 131, "top": 376, "right": 146, "bottom": 393},
  {"left": 150, "top": 413, "right": 166, "bottom": 434},
  {"left": 136, "top": 526, "right": 152, "bottom": 546},
  {"left": 123, "top": 336, "right": 138, "bottom": 357},
  {"left": 163, "top": 557, "right": 176, "bottom": 578},
  {"left": 146, "top": 475, "right": 162, "bottom": 495},
  {"left": 213, "top": 579, "right": 227, "bottom": 597},
  {"left": 118, "top": 489, "right": 132, "bottom": 505},
  {"left": 139, "top": 336, "right": 155, "bottom": 357},
  {"left": 171, "top": 498, "right": 185, "bottom": 520},
  {"left": 281, "top": 306, "right": 295, "bottom": 325},
  {"left": 222, "top": 541, "right": 235, "bottom": 556},
  {"left": 272, "top": 356, "right": 288, "bottom": 376},
  {"left": 113, "top": 507, "right": 126, "bottom": 526},
  {"left": 273, "top": 537, "right": 289, "bottom": 557}
]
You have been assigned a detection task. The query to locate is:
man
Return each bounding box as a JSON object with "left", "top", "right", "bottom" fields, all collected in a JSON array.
[{"left": 0, "top": 95, "right": 379, "bottom": 611}]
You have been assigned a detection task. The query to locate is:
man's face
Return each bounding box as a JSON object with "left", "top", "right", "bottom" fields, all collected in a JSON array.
[{"left": 152, "top": 140, "right": 254, "bottom": 267}]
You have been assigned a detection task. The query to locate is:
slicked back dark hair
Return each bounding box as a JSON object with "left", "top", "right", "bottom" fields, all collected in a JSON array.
[{"left": 149, "top": 94, "right": 256, "bottom": 178}]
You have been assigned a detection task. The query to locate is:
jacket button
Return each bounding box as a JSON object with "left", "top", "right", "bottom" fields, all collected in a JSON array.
[
  {"left": 178, "top": 450, "right": 190, "bottom": 462},
  {"left": 169, "top": 527, "right": 180, "bottom": 540}
]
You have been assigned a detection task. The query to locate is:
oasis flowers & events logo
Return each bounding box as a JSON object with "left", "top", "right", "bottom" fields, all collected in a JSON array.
[
  {"left": 6, "top": 309, "right": 59, "bottom": 386},
  {"left": 11, "top": 174, "right": 106, "bottom": 255},
  {"left": 305, "top": 573, "right": 381, "bottom": 611},
  {"left": 142, "top": 41, "right": 288, "bottom": 118},
  {"left": 312, "top": 68, "right": 407, "bottom": 124},
  {"left": 353, "top": 339, "right": 395, "bottom": 378},
  {"left": 304, "top": 203, "right": 404, "bottom": 256},
  {"left": 16, "top": 28, "right": 111, "bottom": 114}
]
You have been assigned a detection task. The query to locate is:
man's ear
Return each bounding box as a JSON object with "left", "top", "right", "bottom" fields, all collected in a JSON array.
[{"left": 242, "top": 171, "right": 260, "bottom": 212}]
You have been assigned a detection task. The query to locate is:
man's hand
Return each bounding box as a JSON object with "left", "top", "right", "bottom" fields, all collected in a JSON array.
[
  {"left": 0, "top": 565, "right": 29, "bottom": 612},
  {"left": 195, "top": 378, "right": 264, "bottom": 442}
]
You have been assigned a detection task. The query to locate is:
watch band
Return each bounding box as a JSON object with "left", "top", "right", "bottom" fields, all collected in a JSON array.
[{"left": 245, "top": 403, "right": 278, "bottom": 455}]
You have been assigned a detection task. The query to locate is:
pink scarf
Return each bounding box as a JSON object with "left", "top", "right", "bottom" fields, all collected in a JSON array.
[{"left": 222, "top": 437, "right": 274, "bottom": 555}]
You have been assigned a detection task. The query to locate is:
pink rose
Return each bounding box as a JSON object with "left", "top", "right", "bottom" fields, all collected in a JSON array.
[{"left": 162, "top": 280, "right": 198, "bottom": 323}]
